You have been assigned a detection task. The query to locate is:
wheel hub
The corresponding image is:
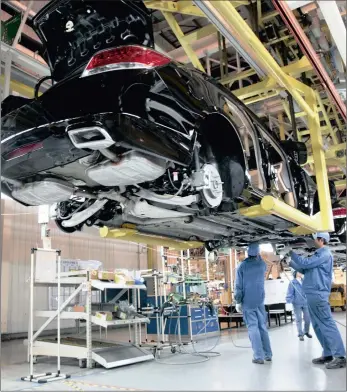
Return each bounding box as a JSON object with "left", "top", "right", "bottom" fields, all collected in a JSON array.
[{"left": 201, "top": 164, "right": 223, "bottom": 208}]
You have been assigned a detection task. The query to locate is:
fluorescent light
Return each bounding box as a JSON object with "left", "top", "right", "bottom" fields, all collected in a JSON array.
[
  {"left": 260, "top": 243, "right": 274, "bottom": 252},
  {"left": 287, "top": 1, "right": 313, "bottom": 10}
]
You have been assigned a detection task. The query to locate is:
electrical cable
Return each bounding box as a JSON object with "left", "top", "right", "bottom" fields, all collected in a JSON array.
[
  {"left": 189, "top": 303, "right": 221, "bottom": 357},
  {"left": 173, "top": 303, "right": 221, "bottom": 358},
  {"left": 220, "top": 306, "right": 252, "bottom": 349},
  {"left": 153, "top": 304, "right": 210, "bottom": 365}
]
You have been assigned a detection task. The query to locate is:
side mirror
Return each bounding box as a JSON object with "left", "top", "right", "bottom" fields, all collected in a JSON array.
[{"left": 280, "top": 140, "right": 308, "bottom": 165}]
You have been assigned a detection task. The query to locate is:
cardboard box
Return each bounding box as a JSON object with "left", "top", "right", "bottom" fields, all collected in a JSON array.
[
  {"left": 73, "top": 305, "right": 85, "bottom": 312},
  {"left": 98, "top": 271, "right": 114, "bottom": 281},
  {"left": 95, "top": 311, "right": 113, "bottom": 321},
  {"left": 114, "top": 274, "right": 127, "bottom": 285},
  {"left": 116, "top": 310, "right": 128, "bottom": 320}
]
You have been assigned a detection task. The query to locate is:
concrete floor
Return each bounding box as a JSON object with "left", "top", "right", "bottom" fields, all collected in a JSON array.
[{"left": 1, "top": 312, "right": 346, "bottom": 391}]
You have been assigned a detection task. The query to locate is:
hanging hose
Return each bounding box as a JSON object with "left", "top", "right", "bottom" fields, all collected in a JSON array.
[{"left": 34, "top": 76, "right": 53, "bottom": 99}]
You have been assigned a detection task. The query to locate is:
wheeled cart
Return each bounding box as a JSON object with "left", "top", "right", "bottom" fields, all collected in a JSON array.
[{"left": 23, "top": 248, "right": 154, "bottom": 372}]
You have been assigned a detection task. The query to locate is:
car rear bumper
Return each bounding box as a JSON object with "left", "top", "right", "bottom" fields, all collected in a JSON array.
[{"left": 1, "top": 67, "right": 197, "bottom": 179}]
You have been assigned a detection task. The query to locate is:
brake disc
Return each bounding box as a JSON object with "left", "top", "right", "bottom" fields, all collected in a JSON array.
[{"left": 200, "top": 164, "right": 223, "bottom": 208}]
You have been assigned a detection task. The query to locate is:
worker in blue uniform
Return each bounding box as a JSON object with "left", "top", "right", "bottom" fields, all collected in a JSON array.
[
  {"left": 287, "top": 232, "right": 346, "bottom": 369},
  {"left": 286, "top": 271, "right": 312, "bottom": 341},
  {"left": 235, "top": 243, "right": 272, "bottom": 364}
]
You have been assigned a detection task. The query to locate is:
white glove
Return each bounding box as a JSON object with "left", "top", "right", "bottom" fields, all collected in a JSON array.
[{"left": 236, "top": 303, "right": 242, "bottom": 313}]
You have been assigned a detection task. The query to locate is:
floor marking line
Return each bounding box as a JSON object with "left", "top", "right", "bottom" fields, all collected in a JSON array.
[{"left": 64, "top": 380, "right": 144, "bottom": 391}]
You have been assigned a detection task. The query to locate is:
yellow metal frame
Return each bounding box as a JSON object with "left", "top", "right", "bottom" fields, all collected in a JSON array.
[
  {"left": 161, "top": 11, "right": 205, "bottom": 72},
  {"left": 186, "top": 1, "right": 336, "bottom": 232},
  {"left": 221, "top": 56, "right": 312, "bottom": 86},
  {"left": 100, "top": 226, "right": 203, "bottom": 250},
  {"left": 0, "top": 75, "right": 41, "bottom": 98}
]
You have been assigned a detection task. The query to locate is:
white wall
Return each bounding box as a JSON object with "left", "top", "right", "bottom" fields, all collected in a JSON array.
[{"left": 1, "top": 199, "right": 147, "bottom": 334}]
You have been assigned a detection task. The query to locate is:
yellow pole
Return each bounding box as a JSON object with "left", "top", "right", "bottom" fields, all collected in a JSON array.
[{"left": 161, "top": 11, "right": 205, "bottom": 72}]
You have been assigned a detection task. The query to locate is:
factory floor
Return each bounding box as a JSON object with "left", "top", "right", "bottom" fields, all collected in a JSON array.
[{"left": 1, "top": 312, "right": 346, "bottom": 391}]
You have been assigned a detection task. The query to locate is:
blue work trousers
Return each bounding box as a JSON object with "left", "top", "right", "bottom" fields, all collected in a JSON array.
[
  {"left": 306, "top": 293, "right": 346, "bottom": 358},
  {"left": 243, "top": 305, "right": 272, "bottom": 361},
  {"left": 293, "top": 305, "right": 310, "bottom": 336}
]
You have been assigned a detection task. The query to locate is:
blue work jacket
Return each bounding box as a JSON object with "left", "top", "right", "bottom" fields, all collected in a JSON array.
[
  {"left": 289, "top": 247, "right": 333, "bottom": 296},
  {"left": 286, "top": 278, "right": 307, "bottom": 307},
  {"left": 234, "top": 256, "right": 266, "bottom": 309}
]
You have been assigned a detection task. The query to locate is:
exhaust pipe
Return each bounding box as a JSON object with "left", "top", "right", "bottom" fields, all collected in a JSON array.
[{"left": 67, "top": 126, "right": 115, "bottom": 150}]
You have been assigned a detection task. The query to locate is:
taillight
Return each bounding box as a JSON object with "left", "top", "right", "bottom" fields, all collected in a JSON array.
[
  {"left": 5, "top": 142, "right": 43, "bottom": 160},
  {"left": 333, "top": 207, "right": 347, "bottom": 218},
  {"left": 81, "top": 45, "right": 171, "bottom": 77}
]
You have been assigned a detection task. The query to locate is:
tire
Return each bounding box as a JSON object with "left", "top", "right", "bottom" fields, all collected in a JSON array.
[
  {"left": 331, "top": 307, "right": 335, "bottom": 312},
  {"left": 218, "top": 157, "right": 245, "bottom": 199},
  {"left": 341, "top": 306, "right": 346, "bottom": 311}
]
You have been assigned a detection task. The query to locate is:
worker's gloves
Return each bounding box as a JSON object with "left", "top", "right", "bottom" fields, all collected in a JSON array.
[{"left": 235, "top": 303, "right": 243, "bottom": 313}]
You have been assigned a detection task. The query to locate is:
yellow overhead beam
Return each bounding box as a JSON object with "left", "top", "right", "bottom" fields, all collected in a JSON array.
[
  {"left": 0, "top": 75, "right": 41, "bottom": 98},
  {"left": 243, "top": 91, "right": 280, "bottom": 105},
  {"left": 221, "top": 56, "right": 312, "bottom": 85},
  {"left": 240, "top": 196, "right": 331, "bottom": 232},
  {"left": 145, "top": 1, "right": 205, "bottom": 17},
  {"left": 161, "top": 11, "right": 205, "bottom": 72},
  {"left": 306, "top": 90, "right": 333, "bottom": 230},
  {"left": 203, "top": 1, "right": 333, "bottom": 231},
  {"left": 306, "top": 143, "right": 346, "bottom": 164},
  {"left": 225, "top": 56, "right": 312, "bottom": 90},
  {"left": 205, "top": 1, "right": 315, "bottom": 116},
  {"left": 145, "top": 0, "right": 248, "bottom": 16},
  {"left": 262, "top": 10, "right": 279, "bottom": 23},
  {"left": 289, "top": 226, "right": 315, "bottom": 236},
  {"left": 183, "top": 24, "right": 217, "bottom": 44},
  {"left": 316, "top": 92, "right": 339, "bottom": 145},
  {"left": 233, "top": 78, "right": 277, "bottom": 100},
  {"left": 299, "top": 126, "right": 330, "bottom": 136},
  {"left": 335, "top": 180, "right": 347, "bottom": 189},
  {"left": 100, "top": 226, "right": 203, "bottom": 250}
]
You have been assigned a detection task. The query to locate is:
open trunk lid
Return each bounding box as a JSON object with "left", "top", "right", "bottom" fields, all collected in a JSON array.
[{"left": 33, "top": 0, "right": 154, "bottom": 82}]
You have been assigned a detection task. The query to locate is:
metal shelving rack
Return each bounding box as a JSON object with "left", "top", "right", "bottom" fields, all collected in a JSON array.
[{"left": 24, "top": 249, "right": 154, "bottom": 372}]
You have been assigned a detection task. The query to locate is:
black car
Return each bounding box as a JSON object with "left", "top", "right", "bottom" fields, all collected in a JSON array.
[{"left": 1, "top": 0, "right": 344, "bottom": 250}]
